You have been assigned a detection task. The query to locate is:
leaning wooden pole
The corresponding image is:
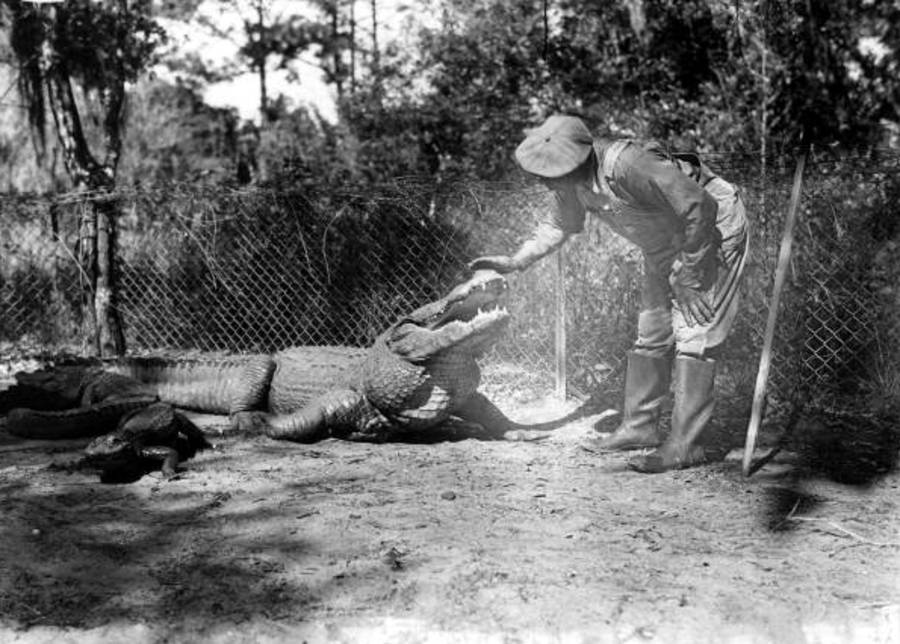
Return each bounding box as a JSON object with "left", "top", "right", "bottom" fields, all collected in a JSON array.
[{"left": 742, "top": 147, "right": 809, "bottom": 476}]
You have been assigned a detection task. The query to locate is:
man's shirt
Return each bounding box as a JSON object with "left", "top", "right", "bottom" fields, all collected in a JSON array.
[{"left": 547, "top": 139, "right": 722, "bottom": 288}]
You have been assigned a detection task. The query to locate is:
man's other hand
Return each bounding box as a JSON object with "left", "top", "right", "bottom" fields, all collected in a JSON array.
[{"left": 673, "top": 282, "right": 713, "bottom": 326}]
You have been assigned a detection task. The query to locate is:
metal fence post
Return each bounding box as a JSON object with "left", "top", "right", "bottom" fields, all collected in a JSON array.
[{"left": 555, "top": 245, "right": 567, "bottom": 401}]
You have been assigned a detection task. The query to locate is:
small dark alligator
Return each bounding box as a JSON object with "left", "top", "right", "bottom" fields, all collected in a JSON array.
[
  {"left": 83, "top": 402, "right": 211, "bottom": 481},
  {"left": 2, "top": 270, "right": 572, "bottom": 442}
]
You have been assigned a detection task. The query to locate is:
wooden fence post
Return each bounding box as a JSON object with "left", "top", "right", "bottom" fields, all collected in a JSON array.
[
  {"left": 742, "top": 147, "right": 809, "bottom": 476},
  {"left": 554, "top": 245, "right": 567, "bottom": 401}
]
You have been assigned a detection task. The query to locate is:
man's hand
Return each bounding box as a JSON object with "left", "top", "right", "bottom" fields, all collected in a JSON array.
[
  {"left": 467, "top": 255, "right": 521, "bottom": 274},
  {"left": 673, "top": 282, "right": 714, "bottom": 326}
]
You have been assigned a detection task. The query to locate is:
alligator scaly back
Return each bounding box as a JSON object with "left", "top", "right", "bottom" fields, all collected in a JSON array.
[
  {"left": 267, "top": 346, "right": 369, "bottom": 414},
  {"left": 108, "top": 355, "right": 275, "bottom": 415}
]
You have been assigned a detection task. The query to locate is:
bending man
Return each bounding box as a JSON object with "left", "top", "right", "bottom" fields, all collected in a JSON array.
[{"left": 469, "top": 115, "right": 749, "bottom": 473}]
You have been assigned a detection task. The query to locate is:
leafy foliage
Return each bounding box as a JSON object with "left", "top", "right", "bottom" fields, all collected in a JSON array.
[
  {"left": 118, "top": 79, "right": 243, "bottom": 185},
  {"left": 764, "top": 0, "right": 900, "bottom": 148},
  {"left": 4, "top": 0, "right": 164, "bottom": 158},
  {"left": 325, "top": 0, "right": 900, "bottom": 185}
]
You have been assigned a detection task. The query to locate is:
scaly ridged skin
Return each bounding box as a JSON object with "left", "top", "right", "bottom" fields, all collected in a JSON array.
[
  {"left": 264, "top": 388, "right": 388, "bottom": 442},
  {"left": 79, "top": 371, "right": 158, "bottom": 404},
  {"left": 267, "top": 346, "right": 369, "bottom": 414},
  {"left": 108, "top": 355, "right": 275, "bottom": 414},
  {"left": 362, "top": 338, "right": 481, "bottom": 430}
]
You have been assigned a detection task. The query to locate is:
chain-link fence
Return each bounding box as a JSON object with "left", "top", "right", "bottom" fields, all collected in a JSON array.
[
  {"left": 2, "top": 150, "right": 899, "bottom": 429},
  {"left": 751, "top": 152, "right": 899, "bottom": 415}
]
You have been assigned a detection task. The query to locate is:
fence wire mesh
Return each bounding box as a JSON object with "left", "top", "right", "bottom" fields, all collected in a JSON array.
[
  {"left": 772, "top": 153, "right": 900, "bottom": 414},
  {"left": 2, "top": 150, "right": 899, "bottom": 432}
]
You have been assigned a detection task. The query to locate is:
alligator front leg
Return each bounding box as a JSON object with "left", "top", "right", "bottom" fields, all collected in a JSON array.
[
  {"left": 264, "top": 388, "right": 389, "bottom": 443},
  {"left": 138, "top": 445, "right": 181, "bottom": 479}
]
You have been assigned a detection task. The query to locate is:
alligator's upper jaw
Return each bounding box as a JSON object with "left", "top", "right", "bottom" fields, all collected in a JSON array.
[
  {"left": 386, "top": 308, "right": 510, "bottom": 362},
  {"left": 385, "top": 270, "right": 510, "bottom": 361},
  {"left": 428, "top": 269, "right": 509, "bottom": 330}
]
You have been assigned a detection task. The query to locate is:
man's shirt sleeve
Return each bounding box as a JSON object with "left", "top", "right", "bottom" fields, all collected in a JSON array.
[{"left": 547, "top": 184, "right": 586, "bottom": 234}]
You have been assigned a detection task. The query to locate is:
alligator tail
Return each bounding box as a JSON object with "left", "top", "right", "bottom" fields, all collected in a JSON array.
[
  {"left": 4, "top": 396, "right": 157, "bottom": 440},
  {"left": 457, "top": 392, "right": 592, "bottom": 439},
  {"left": 0, "top": 383, "right": 76, "bottom": 414},
  {"left": 264, "top": 388, "right": 387, "bottom": 443}
]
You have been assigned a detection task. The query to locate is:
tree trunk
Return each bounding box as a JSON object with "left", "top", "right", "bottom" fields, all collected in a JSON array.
[
  {"left": 256, "top": 2, "right": 269, "bottom": 123},
  {"left": 623, "top": 0, "right": 646, "bottom": 42},
  {"left": 93, "top": 195, "right": 125, "bottom": 355},
  {"left": 331, "top": 3, "right": 343, "bottom": 98},
  {"left": 41, "top": 31, "right": 126, "bottom": 357},
  {"left": 370, "top": 0, "right": 379, "bottom": 77},
  {"left": 542, "top": 0, "right": 549, "bottom": 60},
  {"left": 349, "top": 0, "right": 356, "bottom": 94},
  {"left": 47, "top": 200, "right": 69, "bottom": 341},
  {"left": 370, "top": 0, "right": 381, "bottom": 103}
]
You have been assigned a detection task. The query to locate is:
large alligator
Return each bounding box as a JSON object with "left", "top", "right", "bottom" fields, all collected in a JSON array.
[{"left": 2, "top": 270, "right": 566, "bottom": 442}]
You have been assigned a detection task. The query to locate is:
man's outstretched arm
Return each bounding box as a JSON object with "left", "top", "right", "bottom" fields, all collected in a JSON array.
[{"left": 468, "top": 222, "right": 569, "bottom": 274}]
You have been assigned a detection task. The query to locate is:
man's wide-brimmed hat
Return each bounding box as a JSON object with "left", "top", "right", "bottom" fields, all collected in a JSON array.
[{"left": 514, "top": 115, "right": 594, "bottom": 178}]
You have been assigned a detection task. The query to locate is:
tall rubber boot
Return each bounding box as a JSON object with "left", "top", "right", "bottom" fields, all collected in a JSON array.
[
  {"left": 587, "top": 351, "right": 670, "bottom": 451},
  {"left": 628, "top": 355, "right": 725, "bottom": 473}
]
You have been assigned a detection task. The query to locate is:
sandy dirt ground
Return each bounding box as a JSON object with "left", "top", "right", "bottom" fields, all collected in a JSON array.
[{"left": 1, "top": 385, "right": 899, "bottom": 644}]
